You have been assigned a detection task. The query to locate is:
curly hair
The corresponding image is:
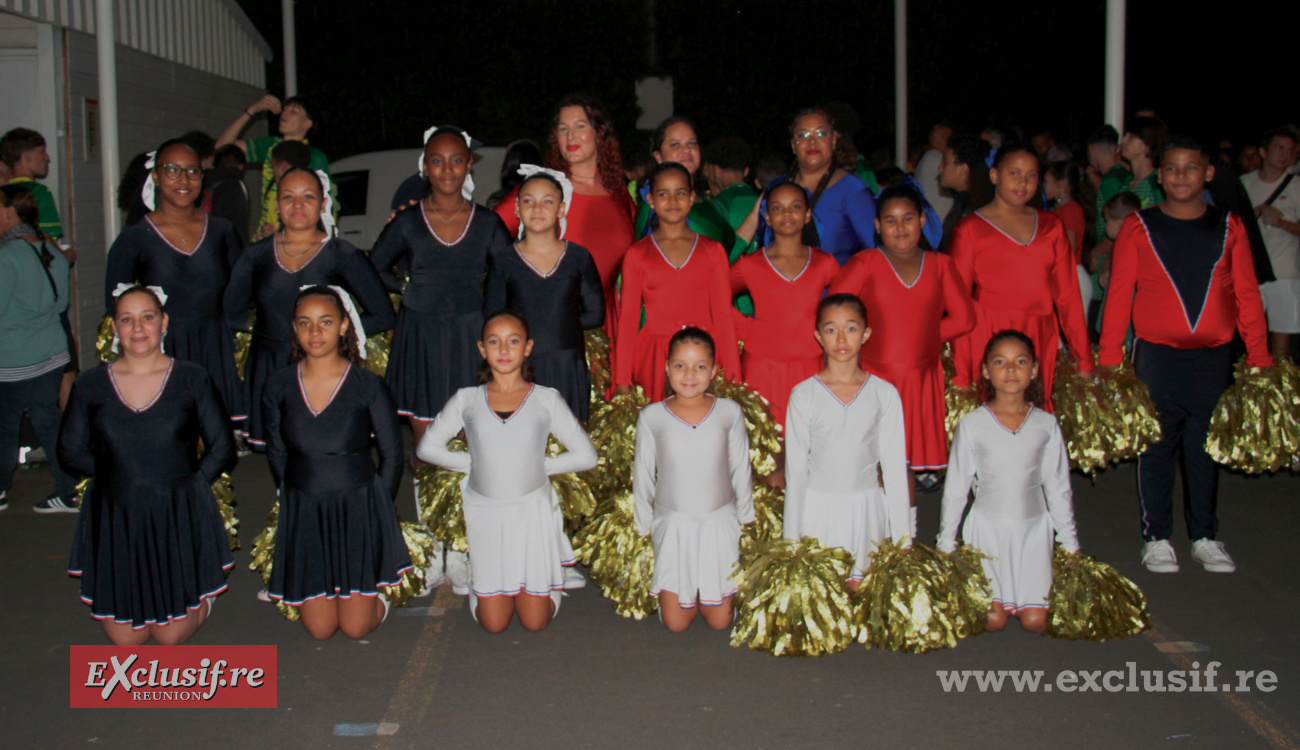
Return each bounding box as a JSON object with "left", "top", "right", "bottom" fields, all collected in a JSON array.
[
  {"left": 977, "top": 329, "right": 1045, "bottom": 408},
  {"left": 545, "top": 95, "right": 628, "bottom": 198},
  {"left": 289, "top": 286, "right": 363, "bottom": 365}
]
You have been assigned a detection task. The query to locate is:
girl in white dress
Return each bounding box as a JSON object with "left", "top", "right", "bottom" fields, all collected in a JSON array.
[
  {"left": 937, "top": 329, "right": 1080, "bottom": 633},
  {"left": 416, "top": 310, "right": 597, "bottom": 633},
  {"left": 634, "top": 327, "right": 753, "bottom": 632},
  {"left": 783, "top": 293, "right": 909, "bottom": 589}
]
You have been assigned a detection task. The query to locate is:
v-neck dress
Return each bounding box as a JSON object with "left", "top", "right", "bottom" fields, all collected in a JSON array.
[
  {"left": 60, "top": 361, "right": 236, "bottom": 628},
  {"left": 104, "top": 214, "right": 246, "bottom": 420},
  {"left": 938, "top": 406, "right": 1080, "bottom": 612},
  {"left": 261, "top": 363, "right": 412, "bottom": 604},
  {"left": 829, "top": 248, "right": 975, "bottom": 469},
  {"left": 614, "top": 234, "right": 741, "bottom": 401},
  {"left": 633, "top": 397, "right": 754, "bottom": 606},
  {"left": 371, "top": 204, "right": 512, "bottom": 420},
  {"left": 729, "top": 247, "right": 839, "bottom": 428},
  {"left": 484, "top": 241, "right": 605, "bottom": 421},
  {"left": 947, "top": 210, "right": 1093, "bottom": 409},
  {"left": 223, "top": 235, "right": 395, "bottom": 445},
  {"left": 783, "top": 374, "right": 909, "bottom": 578},
  {"left": 416, "top": 384, "right": 597, "bottom": 598}
]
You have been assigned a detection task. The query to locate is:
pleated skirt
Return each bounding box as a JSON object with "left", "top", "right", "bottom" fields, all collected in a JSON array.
[
  {"left": 462, "top": 479, "right": 575, "bottom": 598},
  {"left": 963, "top": 508, "right": 1054, "bottom": 613},
  {"left": 386, "top": 306, "right": 482, "bottom": 421},
  {"left": 649, "top": 505, "right": 741, "bottom": 607}
]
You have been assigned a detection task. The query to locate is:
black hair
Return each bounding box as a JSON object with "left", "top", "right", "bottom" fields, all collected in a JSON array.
[
  {"left": 420, "top": 127, "right": 473, "bottom": 199},
  {"left": 664, "top": 326, "right": 717, "bottom": 399},
  {"left": 487, "top": 140, "right": 543, "bottom": 209},
  {"left": 816, "top": 292, "right": 868, "bottom": 327},
  {"left": 0, "top": 184, "right": 51, "bottom": 249},
  {"left": 277, "top": 167, "right": 327, "bottom": 233},
  {"left": 947, "top": 133, "right": 994, "bottom": 209},
  {"left": 112, "top": 284, "right": 166, "bottom": 316},
  {"left": 0, "top": 127, "right": 46, "bottom": 168},
  {"left": 822, "top": 101, "right": 861, "bottom": 139},
  {"left": 787, "top": 108, "right": 853, "bottom": 210},
  {"left": 514, "top": 172, "right": 566, "bottom": 238},
  {"left": 476, "top": 309, "right": 535, "bottom": 385},
  {"left": 1258, "top": 127, "right": 1297, "bottom": 152},
  {"left": 875, "top": 183, "right": 924, "bottom": 216},
  {"left": 978, "top": 329, "right": 1044, "bottom": 407},
  {"left": 753, "top": 153, "right": 787, "bottom": 190},
  {"left": 1125, "top": 117, "right": 1169, "bottom": 161},
  {"left": 214, "top": 144, "right": 246, "bottom": 170},
  {"left": 763, "top": 181, "right": 816, "bottom": 245},
  {"left": 179, "top": 130, "right": 216, "bottom": 162},
  {"left": 651, "top": 116, "right": 698, "bottom": 156},
  {"left": 874, "top": 165, "right": 905, "bottom": 188},
  {"left": 1046, "top": 160, "right": 1080, "bottom": 202},
  {"left": 282, "top": 95, "right": 320, "bottom": 136},
  {"left": 991, "top": 140, "right": 1038, "bottom": 170},
  {"left": 646, "top": 160, "right": 693, "bottom": 193},
  {"left": 116, "top": 152, "right": 152, "bottom": 214},
  {"left": 289, "top": 285, "right": 363, "bottom": 365},
  {"left": 152, "top": 138, "right": 202, "bottom": 183},
  {"left": 270, "top": 139, "right": 312, "bottom": 170},
  {"left": 1157, "top": 135, "right": 1211, "bottom": 164},
  {"left": 1102, "top": 191, "right": 1141, "bottom": 221},
  {"left": 705, "top": 136, "right": 752, "bottom": 172},
  {"left": 1086, "top": 125, "right": 1120, "bottom": 148}
]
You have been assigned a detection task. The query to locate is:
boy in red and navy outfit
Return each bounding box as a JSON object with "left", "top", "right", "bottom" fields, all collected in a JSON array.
[{"left": 1100, "top": 136, "right": 1273, "bottom": 575}]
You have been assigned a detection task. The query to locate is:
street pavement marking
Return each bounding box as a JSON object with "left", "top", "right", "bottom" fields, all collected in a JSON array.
[
  {"left": 334, "top": 723, "right": 399, "bottom": 736},
  {"left": 371, "top": 585, "right": 463, "bottom": 749},
  {"left": 1146, "top": 618, "right": 1298, "bottom": 750}
]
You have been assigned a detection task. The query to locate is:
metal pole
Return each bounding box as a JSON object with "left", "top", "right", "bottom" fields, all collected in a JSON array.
[
  {"left": 282, "top": 0, "right": 298, "bottom": 96},
  {"left": 1104, "top": 0, "right": 1126, "bottom": 133},
  {"left": 95, "top": 0, "right": 120, "bottom": 240},
  {"left": 895, "top": 0, "right": 907, "bottom": 170}
]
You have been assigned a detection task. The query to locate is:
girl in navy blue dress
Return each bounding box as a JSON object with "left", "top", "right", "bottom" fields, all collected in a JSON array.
[
  {"left": 224, "top": 168, "right": 394, "bottom": 448},
  {"left": 105, "top": 138, "right": 246, "bottom": 421},
  {"left": 263, "top": 285, "right": 411, "bottom": 639},
  {"left": 61, "top": 286, "right": 234, "bottom": 645}
]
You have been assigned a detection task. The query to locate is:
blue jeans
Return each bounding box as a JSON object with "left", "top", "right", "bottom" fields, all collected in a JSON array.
[{"left": 0, "top": 367, "right": 77, "bottom": 497}]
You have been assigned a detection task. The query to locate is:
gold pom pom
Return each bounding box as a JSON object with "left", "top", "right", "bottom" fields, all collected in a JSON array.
[
  {"left": 247, "top": 500, "right": 300, "bottom": 621},
  {"left": 740, "top": 482, "right": 784, "bottom": 550},
  {"left": 378, "top": 520, "right": 438, "bottom": 609},
  {"left": 1045, "top": 546, "right": 1149, "bottom": 641},
  {"left": 713, "top": 373, "right": 782, "bottom": 477},
  {"left": 415, "top": 447, "right": 469, "bottom": 552},
  {"left": 581, "top": 388, "right": 648, "bottom": 499},
  {"left": 1206, "top": 358, "right": 1300, "bottom": 473},
  {"left": 95, "top": 314, "right": 117, "bottom": 364},
  {"left": 233, "top": 330, "right": 251, "bottom": 380},
  {"left": 1053, "top": 350, "right": 1162, "bottom": 474},
  {"left": 360, "top": 290, "right": 402, "bottom": 378},
  {"left": 853, "top": 540, "right": 992, "bottom": 653},
  {"left": 1096, "top": 351, "right": 1162, "bottom": 463},
  {"left": 572, "top": 491, "right": 657, "bottom": 619},
  {"left": 730, "top": 537, "right": 856, "bottom": 657},
  {"left": 546, "top": 436, "right": 598, "bottom": 533},
  {"left": 945, "top": 384, "right": 982, "bottom": 442},
  {"left": 211, "top": 472, "right": 240, "bottom": 552},
  {"left": 585, "top": 328, "right": 612, "bottom": 407}
]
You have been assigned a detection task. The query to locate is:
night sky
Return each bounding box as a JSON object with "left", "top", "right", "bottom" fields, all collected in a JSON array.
[{"left": 234, "top": 0, "right": 1291, "bottom": 162}]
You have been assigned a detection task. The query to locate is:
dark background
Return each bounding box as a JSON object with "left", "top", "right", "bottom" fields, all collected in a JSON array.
[{"left": 234, "top": 0, "right": 1292, "bottom": 163}]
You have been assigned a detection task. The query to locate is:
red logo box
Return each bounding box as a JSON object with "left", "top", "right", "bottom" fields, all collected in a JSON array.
[{"left": 70, "top": 645, "right": 277, "bottom": 708}]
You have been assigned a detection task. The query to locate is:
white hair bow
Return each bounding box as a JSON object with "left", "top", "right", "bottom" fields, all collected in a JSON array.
[
  {"left": 418, "top": 126, "right": 475, "bottom": 201},
  {"left": 140, "top": 151, "right": 158, "bottom": 210},
  {"left": 110, "top": 283, "right": 169, "bottom": 354},
  {"left": 300, "top": 284, "right": 367, "bottom": 359},
  {"left": 316, "top": 169, "right": 337, "bottom": 237},
  {"left": 515, "top": 165, "right": 573, "bottom": 239}
]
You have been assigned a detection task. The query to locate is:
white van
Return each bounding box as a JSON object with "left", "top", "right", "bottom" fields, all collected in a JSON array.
[{"left": 330, "top": 146, "right": 506, "bottom": 249}]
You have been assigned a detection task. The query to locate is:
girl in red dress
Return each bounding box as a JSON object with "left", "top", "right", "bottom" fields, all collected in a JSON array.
[
  {"left": 948, "top": 143, "right": 1094, "bottom": 407},
  {"left": 829, "top": 184, "right": 975, "bottom": 502},
  {"left": 614, "top": 162, "right": 740, "bottom": 401},
  {"left": 730, "top": 182, "right": 838, "bottom": 429}
]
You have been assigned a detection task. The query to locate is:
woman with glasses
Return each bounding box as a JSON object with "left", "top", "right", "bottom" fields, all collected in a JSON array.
[{"left": 104, "top": 138, "right": 248, "bottom": 423}]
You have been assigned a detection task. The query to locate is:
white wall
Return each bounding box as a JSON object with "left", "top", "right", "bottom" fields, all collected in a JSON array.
[{"left": 63, "top": 27, "right": 265, "bottom": 364}]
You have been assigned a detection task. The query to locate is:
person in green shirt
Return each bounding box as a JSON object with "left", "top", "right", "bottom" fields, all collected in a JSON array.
[
  {"left": 633, "top": 117, "right": 736, "bottom": 256},
  {"left": 703, "top": 137, "right": 760, "bottom": 315},
  {"left": 1085, "top": 124, "right": 1132, "bottom": 312},
  {"left": 215, "top": 95, "right": 329, "bottom": 239},
  {"left": 1121, "top": 117, "right": 1169, "bottom": 209},
  {"left": 0, "top": 128, "right": 61, "bottom": 238}
]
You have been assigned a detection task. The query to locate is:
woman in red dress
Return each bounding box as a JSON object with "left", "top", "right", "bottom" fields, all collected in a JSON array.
[
  {"left": 829, "top": 184, "right": 975, "bottom": 498},
  {"left": 492, "top": 96, "right": 635, "bottom": 339},
  {"left": 730, "top": 182, "right": 838, "bottom": 429},
  {"left": 948, "top": 143, "right": 1094, "bottom": 407},
  {"left": 614, "top": 162, "right": 740, "bottom": 401}
]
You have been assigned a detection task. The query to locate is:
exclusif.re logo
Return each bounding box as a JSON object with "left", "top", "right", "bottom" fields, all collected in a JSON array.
[{"left": 70, "top": 645, "right": 277, "bottom": 708}]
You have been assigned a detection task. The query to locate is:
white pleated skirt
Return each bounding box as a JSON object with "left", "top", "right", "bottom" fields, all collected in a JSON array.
[
  {"left": 462, "top": 478, "right": 576, "bottom": 598},
  {"left": 649, "top": 505, "right": 741, "bottom": 607},
  {"left": 801, "top": 487, "right": 890, "bottom": 579},
  {"left": 963, "top": 508, "right": 1054, "bottom": 612}
]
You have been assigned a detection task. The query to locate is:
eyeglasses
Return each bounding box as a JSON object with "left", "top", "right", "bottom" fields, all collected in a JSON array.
[
  {"left": 794, "top": 129, "right": 831, "bottom": 140},
  {"left": 158, "top": 164, "right": 203, "bottom": 180}
]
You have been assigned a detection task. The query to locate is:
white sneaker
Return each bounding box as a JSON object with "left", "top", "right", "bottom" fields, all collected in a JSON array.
[
  {"left": 1142, "top": 540, "right": 1179, "bottom": 573},
  {"left": 1190, "top": 539, "right": 1236, "bottom": 573},
  {"left": 445, "top": 550, "right": 471, "bottom": 596},
  {"left": 562, "top": 566, "right": 587, "bottom": 590}
]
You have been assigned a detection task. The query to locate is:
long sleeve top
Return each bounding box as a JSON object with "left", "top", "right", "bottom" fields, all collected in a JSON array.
[
  {"left": 415, "top": 384, "right": 597, "bottom": 501},
  {"left": 0, "top": 236, "right": 70, "bottom": 372},
  {"left": 937, "top": 406, "right": 1079, "bottom": 553},
  {"left": 632, "top": 396, "right": 754, "bottom": 535},
  {"left": 103, "top": 215, "right": 243, "bottom": 318},
  {"left": 783, "top": 375, "right": 909, "bottom": 543},
  {"left": 483, "top": 241, "right": 605, "bottom": 353},
  {"left": 1099, "top": 206, "right": 1272, "bottom": 368}
]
